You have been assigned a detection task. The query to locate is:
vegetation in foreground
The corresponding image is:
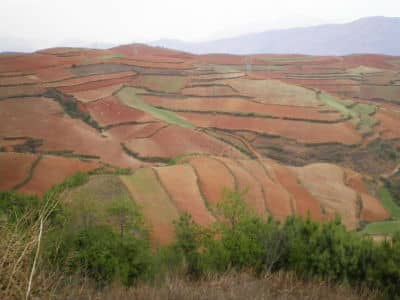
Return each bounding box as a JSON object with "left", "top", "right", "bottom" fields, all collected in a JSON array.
[{"left": 1, "top": 173, "right": 400, "bottom": 299}]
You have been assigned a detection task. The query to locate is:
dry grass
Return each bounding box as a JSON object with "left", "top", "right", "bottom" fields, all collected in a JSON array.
[{"left": 56, "top": 272, "right": 379, "bottom": 300}]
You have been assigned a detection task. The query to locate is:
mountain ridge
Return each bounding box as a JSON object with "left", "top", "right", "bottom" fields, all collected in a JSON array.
[{"left": 150, "top": 16, "right": 400, "bottom": 55}]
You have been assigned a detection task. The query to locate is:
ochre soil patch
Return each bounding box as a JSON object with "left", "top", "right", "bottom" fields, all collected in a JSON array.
[
  {"left": 70, "top": 84, "right": 123, "bottom": 103},
  {"left": 111, "top": 44, "right": 193, "bottom": 60},
  {"left": 360, "top": 194, "right": 390, "bottom": 222},
  {"left": 196, "top": 54, "right": 266, "bottom": 65},
  {"left": 0, "top": 97, "right": 143, "bottom": 168},
  {"left": 120, "top": 168, "right": 180, "bottom": 245},
  {"left": 178, "top": 112, "right": 362, "bottom": 145},
  {"left": 290, "top": 163, "right": 360, "bottom": 229},
  {"left": 124, "top": 125, "right": 246, "bottom": 159},
  {"left": 19, "top": 155, "right": 98, "bottom": 195},
  {"left": 142, "top": 95, "right": 343, "bottom": 122},
  {"left": 0, "top": 84, "right": 44, "bottom": 99},
  {"left": 154, "top": 164, "right": 215, "bottom": 226},
  {"left": 181, "top": 85, "right": 238, "bottom": 97},
  {"left": 85, "top": 96, "right": 156, "bottom": 127},
  {"left": 214, "top": 157, "right": 267, "bottom": 216},
  {"left": 55, "top": 74, "right": 135, "bottom": 93},
  {"left": 0, "top": 152, "right": 38, "bottom": 191},
  {"left": 0, "top": 53, "right": 80, "bottom": 73},
  {"left": 376, "top": 110, "right": 400, "bottom": 139},
  {"left": 188, "top": 156, "right": 236, "bottom": 206},
  {"left": 35, "top": 67, "right": 73, "bottom": 82},
  {"left": 0, "top": 74, "right": 40, "bottom": 86},
  {"left": 224, "top": 78, "right": 321, "bottom": 107},
  {"left": 238, "top": 159, "right": 293, "bottom": 220},
  {"left": 44, "top": 71, "right": 135, "bottom": 88},
  {"left": 106, "top": 122, "right": 167, "bottom": 142},
  {"left": 271, "top": 163, "right": 323, "bottom": 221}
]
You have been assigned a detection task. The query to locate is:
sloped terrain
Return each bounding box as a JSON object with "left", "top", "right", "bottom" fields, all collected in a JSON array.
[{"left": 1, "top": 44, "right": 399, "bottom": 240}]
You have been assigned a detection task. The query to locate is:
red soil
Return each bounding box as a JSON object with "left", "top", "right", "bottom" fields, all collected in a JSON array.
[
  {"left": 181, "top": 85, "right": 238, "bottom": 97},
  {"left": 188, "top": 156, "right": 236, "bottom": 206},
  {"left": 214, "top": 157, "right": 267, "bottom": 216},
  {"left": 272, "top": 164, "right": 323, "bottom": 220},
  {"left": 0, "top": 84, "right": 44, "bottom": 99},
  {"left": 154, "top": 164, "right": 215, "bottom": 226},
  {"left": 19, "top": 155, "right": 98, "bottom": 196},
  {"left": 85, "top": 96, "right": 156, "bottom": 127},
  {"left": 290, "top": 163, "right": 359, "bottom": 229},
  {"left": 44, "top": 71, "right": 135, "bottom": 88},
  {"left": 111, "top": 44, "right": 194, "bottom": 60},
  {"left": 0, "top": 75, "right": 40, "bottom": 86},
  {"left": 142, "top": 95, "right": 343, "bottom": 122},
  {"left": 376, "top": 110, "right": 400, "bottom": 139},
  {"left": 35, "top": 67, "right": 73, "bottom": 82},
  {"left": 0, "top": 97, "right": 144, "bottom": 169},
  {"left": 55, "top": 74, "right": 135, "bottom": 93},
  {"left": 120, "top": 169, "right": 180, "bottom": 245},
  {"left": 125, "top": 125, "right": 245, "bottom": 159},
  {"left": 238, "top": 159, "right": 293, "bottom": 220},
  {"left": 0, "top": 53, "right": 79, "bottom": 73},
  {"left": 69, "top": 84, "right": 123, "bottom": 103},
  {"left": 343, "top": 54, "right": 396, "bottom": 69},
  {"left": 106, "top": 122, "right": 167, "bottom": 142},
  {"left": 360, "top": 194, "right": 390, "bottom": 222},
  {"left": 0, "top": 152, "right": 38, "bottom": 191},
  {"left": 196, "top": 54, "right": 265, "bottom": 65},
  {"left": 178, "top": 112, "right": 362, "bottom": 145}
]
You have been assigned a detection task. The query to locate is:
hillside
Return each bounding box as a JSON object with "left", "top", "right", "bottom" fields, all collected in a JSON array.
[
  {"left": 1, "top": 44, "right": 400, "bottom": 241},
  {"left": 152, "top": 17, "right": 400, "bottom": 55}
]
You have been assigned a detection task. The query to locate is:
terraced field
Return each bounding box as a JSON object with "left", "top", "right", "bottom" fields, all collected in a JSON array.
[{"left": 1, "top": 44, "right": 399, "bottom": 241}]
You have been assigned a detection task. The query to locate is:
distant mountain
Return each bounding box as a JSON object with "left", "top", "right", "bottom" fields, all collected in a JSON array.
[{"left": 151, "top": 16, "right": 400, "bottom": 55}]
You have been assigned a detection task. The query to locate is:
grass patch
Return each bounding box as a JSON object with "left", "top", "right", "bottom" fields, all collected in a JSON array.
[
  {"left": 117, "top": 87, "right": 194, "bottom": 128},
  {"left": 140, "top": 75, "right": 187, "bottom": 93},
  {"left": 378, "top": 187, "right": 400, "bottom": 219},
  {"left": 361, "top": 220, "right": 400, "bottom": 235},
  {"left": 319, "top": 92, "right": 377, "bottom": 132}
]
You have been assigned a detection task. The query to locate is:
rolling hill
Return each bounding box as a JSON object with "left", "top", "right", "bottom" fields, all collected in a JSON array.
[{"left": 1, "top": 44, "right": 400, "bottom": 242}]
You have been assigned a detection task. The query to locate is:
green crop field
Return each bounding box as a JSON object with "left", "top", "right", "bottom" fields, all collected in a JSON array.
[
  {"left": 378, "top": 187, "right": 400, "bottom": 218},
  {"left": 117, "top": 87, "right": 195, "bottom": 128},
  {"left": 361, "top": 220, "right": 400, "bottom": 235}
]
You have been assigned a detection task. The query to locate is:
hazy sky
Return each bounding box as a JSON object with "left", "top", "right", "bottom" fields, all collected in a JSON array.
[{"left": 0, "top": 0, "right": 399, "bottom": 51}]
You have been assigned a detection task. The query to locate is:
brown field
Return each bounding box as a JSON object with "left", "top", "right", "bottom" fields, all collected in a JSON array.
[
  {"left": 154, "top": 164, "right": 215, "bottom": 225},
  {"left": 120, "top": 168, "right": 180, "bottom": 245},
  {"left": 188, "top": 156, "right": 236, "bottom": 206},
  {"left": 290, "top": 163, "right": 360, "bottom": 229},
  {"left": 0, "top": 152, "right": 38, "bottom": 191},
  {"left": 124, "top": 125, "right": 246, "bottom": 159},
  {"left": 214, "top": 157, "right": 267, "bottom": 216},
  {"left": 272, "top": 164, "right": 323, "bottom": 220},
  {"left": 181, "top": 85, "right": 238, "bottom": 97},
  {"left": 375, "top": 110, "right": 400, "bottom": 139},
  {"left": 224, "top": 78, "right": 321, "bottom": 106},
  {"left": 0, "top": 97, "right": 143, "bottom": 168},
  {"left": 0, "top": 84, "right": 44, "bottom": 99},
  {"left": 34, "top": 67, "right": 73, "bottom": 81},
  {"left": 85, "top": 96, "right": 156, "bottom": 127},
  {"left": 178, "top": 112, "right": 362, "bottom": 145},
  {"left": 44, "top": 71, "right": 135, "bottom": 88},
  {"left": 0, "top": 74, "right": 40, "bottom": 86},
  {"left": 142, "top": 95, "right": 343, "bottom": 121},
  {"left": 359, "top": 193, "right": 391, "bottom": 222},
  {"left": 69, "top": 84, "right": 123, "bottom": 103},
  {"left": 238, "top": 159, "right": 293, "bottom": 220},
  {"left": 1, "top": 46, "right": 399, "bottom": 240},
  {"left": 19, "top": 155, "right": 98, "bottom": 195},
  {"left": 106, "top": 122, "right": 167, "bottom": 141}
]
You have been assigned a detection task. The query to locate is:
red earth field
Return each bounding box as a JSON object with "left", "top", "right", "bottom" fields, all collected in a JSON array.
[{"left": 1, "top": 44, "right": 398, "bottom": 242}]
